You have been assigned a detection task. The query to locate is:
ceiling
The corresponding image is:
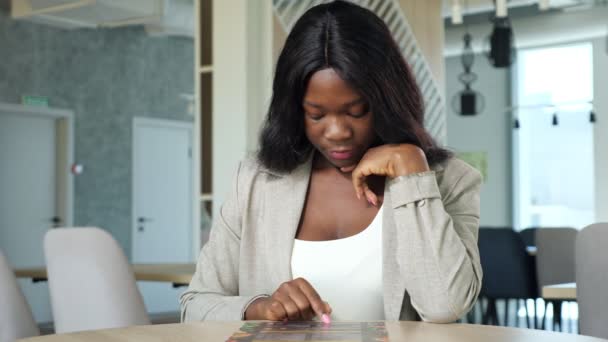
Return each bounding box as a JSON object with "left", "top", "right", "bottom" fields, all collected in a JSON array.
[
  {"left": 442, "top": 0, "right": 607, "bottom": 27},
  {"left": 442, "top": 0, "right": 587, "bottom": 17},
  {"left": 444, "top": 0, "right": 608, "bottom": 56},
  {"left": 443, "top": 0, "right": 608, "bottom": 31}
]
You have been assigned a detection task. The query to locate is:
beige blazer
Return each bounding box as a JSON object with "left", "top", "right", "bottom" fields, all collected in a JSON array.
[{"left": 180, "top": 155, "right": 482, "bottom": 323}]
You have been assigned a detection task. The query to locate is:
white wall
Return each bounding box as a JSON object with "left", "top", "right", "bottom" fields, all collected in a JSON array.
[
  {"left": 212, "top": 0, "right": 273, "bottom": 216},
  {"left": 445, "top": 53, "right": 512, "bottom": 227},
  {"left": 397, "top": 0, "right": 446, "bottom": 95},
  {"left": 246, "top": 1, "right": 274, "bottom": 152},
  {"left": 593, "top": 37, "right": 608, "bottom": 223}
]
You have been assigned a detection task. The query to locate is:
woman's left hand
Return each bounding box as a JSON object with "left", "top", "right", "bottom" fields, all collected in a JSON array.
[{"left": 340, "top": 144, "right": 430, "bottom": 206}]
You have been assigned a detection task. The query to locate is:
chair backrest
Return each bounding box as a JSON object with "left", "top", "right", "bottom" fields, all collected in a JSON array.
[
  {"left": 0, "top": 250, "right": 40, "bottom": 342},
  {"left": 576, "top": 223, "right": 608, "bottom": 339},
  {"left": 478, "top": 227, "right": 538, "bottom": 299},
  {"left": 519, "top": 227, "right": 538, "bottom": 247},
  {"left": 44, "top": 227, "right": 150, "bottom": 333},
  {"left": 535, "top": 227, "right": 577, "bottom": 289}
]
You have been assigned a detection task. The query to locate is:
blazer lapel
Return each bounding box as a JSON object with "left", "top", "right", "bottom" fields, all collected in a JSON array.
[{"left": 263, "top": 157, "right": 312, "bottom": 288}]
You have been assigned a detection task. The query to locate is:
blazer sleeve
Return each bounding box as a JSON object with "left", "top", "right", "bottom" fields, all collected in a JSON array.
[
  {"left": 388, "top": 162, "right": 483, "bottom": 323},
  {"left": 179, "top": 161, "right": 268, "bottom": 321}
]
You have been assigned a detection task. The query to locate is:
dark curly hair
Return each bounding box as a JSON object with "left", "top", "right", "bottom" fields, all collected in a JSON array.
[{"left": 258, "top": 0, "right": 451, "bottom": 173}]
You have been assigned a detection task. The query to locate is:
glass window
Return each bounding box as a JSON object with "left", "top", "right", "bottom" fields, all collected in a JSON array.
[{"left": 513, "top": 43, "right": 595, "bottom": 230}]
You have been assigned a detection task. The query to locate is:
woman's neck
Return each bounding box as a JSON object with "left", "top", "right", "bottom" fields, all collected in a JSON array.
[{"left": 312, "top": 151, "right": 353, "bottom": 179}]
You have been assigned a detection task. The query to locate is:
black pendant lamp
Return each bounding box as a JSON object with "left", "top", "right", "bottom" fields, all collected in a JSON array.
[
  {"left": 513, "top": 117, "right": 520, "bottom": 129},
  {"left": 552, "top": 112, "right": 559, "bottom": 126},
  {"left": 486, "top": 16, "right": 515, "bottom": 68}
]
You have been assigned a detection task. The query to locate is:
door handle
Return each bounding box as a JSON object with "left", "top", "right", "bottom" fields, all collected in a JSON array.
[
  {"left": 137, "top": 217, "right": 153, "bottom": 232},
  {"left": 50, "top": 216, "right": 62, "bottom": 228}
]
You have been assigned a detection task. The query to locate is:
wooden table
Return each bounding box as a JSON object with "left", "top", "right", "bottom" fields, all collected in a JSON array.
[
  {"left": 17, "top": 321, "right": 607, "bottom": 342},
  {"left": 14, "top": 263, "right": 196, "bottom": 287},
  {"left": 543, "top": 282, "right": 577, "bottom": 300}
]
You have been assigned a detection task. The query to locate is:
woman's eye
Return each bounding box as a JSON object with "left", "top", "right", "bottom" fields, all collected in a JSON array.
[
  {"left": 349, "top": 111, "right": 369, "bottom": 118},
  {"left": 308, "top": 113, "right": 324, "bottom": 121}
]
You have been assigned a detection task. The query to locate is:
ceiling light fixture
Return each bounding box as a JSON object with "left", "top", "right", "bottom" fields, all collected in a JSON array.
[
  {"left": 452, "top": 0, "right": 463, "bottom": 25},
  {"left": 514, "top": 117, "right": 520, "bottom": 129},
  {"left": 486, "top": 16, "right": 515, "bottom": 68},
  {"left": 552, "top": 112, "right": 559, "bottom": 126},
  {"left": 495, "top": 0, "right": 508, "bottom": 18}
]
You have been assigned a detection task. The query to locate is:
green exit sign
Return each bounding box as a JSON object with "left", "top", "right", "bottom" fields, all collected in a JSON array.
[{"left": 22, "top": 95, "right": 49, "bottom": 107}]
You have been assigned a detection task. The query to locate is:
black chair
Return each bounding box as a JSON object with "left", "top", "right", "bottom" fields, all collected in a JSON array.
[
  {"left": 478, "top": 227, "right": 539, "bottom": 327},
  {"left": 519, "top": 227, "right": 538, "bottom": 248}
]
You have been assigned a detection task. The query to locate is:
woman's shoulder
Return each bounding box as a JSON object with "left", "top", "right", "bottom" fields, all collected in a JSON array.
[
  {"left": 233, "top": 154, "right": 307, "bottom": 209},
  {"left": 432, "top": 157, "right": 483, "bottom": 196},
  {"left": 235, "top": 154, "right": 287, "bottom": 187},
  {"left": 239, "top": 152, "right": 310, "bottom": 179},
  {"left": 239, "top": 154, "right": 263, "bottom": 174},
  {"left": 238, "top": 153, "right": 281, "bottom": 178},
  {"left": 234, "top": 154, "right": 267, "bottom": 184}
]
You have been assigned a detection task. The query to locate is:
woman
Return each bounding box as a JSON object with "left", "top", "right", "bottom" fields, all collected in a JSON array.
[{"left": 180, "top": 0, "right": 482, "bottom": 323}]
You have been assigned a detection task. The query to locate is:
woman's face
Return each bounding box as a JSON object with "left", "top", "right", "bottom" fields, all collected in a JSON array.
[{"left": 303, "top": 68, "right": 376, "bottom": 170}]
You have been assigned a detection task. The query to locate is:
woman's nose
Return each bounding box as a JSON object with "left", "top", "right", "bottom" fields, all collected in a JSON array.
[{"left": 324, "top": 116, "right": 353, "bottom": 142}]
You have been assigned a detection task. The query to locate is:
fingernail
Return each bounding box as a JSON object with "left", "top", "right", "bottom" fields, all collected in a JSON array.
[{"left": 321, "top": 314, "right": 331, "bottom": 324}]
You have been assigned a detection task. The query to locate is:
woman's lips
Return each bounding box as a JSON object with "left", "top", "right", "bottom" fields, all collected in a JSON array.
[{"left": 329, "top": 150, "right": 353, "bottom": 160}]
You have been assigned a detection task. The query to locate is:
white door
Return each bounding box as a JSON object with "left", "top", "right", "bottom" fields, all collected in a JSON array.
[
  {"left": 132, "top": 118, "right": 193, "bottom": 263},
  {"left": 0, "top": 111, "right": 56, "bottom": 322},
  {"left": 132, "top": 118, "right": 193, "bottom": 315}
]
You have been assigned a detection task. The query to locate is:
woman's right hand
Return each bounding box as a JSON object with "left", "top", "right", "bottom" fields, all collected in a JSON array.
[{"left": 245, "top": 278, "right": 332, "bottom": 322}]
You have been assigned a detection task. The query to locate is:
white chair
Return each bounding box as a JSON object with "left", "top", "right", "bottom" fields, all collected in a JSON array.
[
  {"left": 0, "top": 250, "right": 40, "bottom": 342},
  {"left": 535, "top": 227, "right": 577, "bottom": 331},
  {"left": 576, "top": 223, "right": 608, "bottom": 339},
  {"left": 44, "top": 227, "right": 150, "bottom": 333}
]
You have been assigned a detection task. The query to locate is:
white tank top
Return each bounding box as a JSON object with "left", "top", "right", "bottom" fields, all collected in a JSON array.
[{"left": 291, "top": 206, "right": 384, "bottom": 321}]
